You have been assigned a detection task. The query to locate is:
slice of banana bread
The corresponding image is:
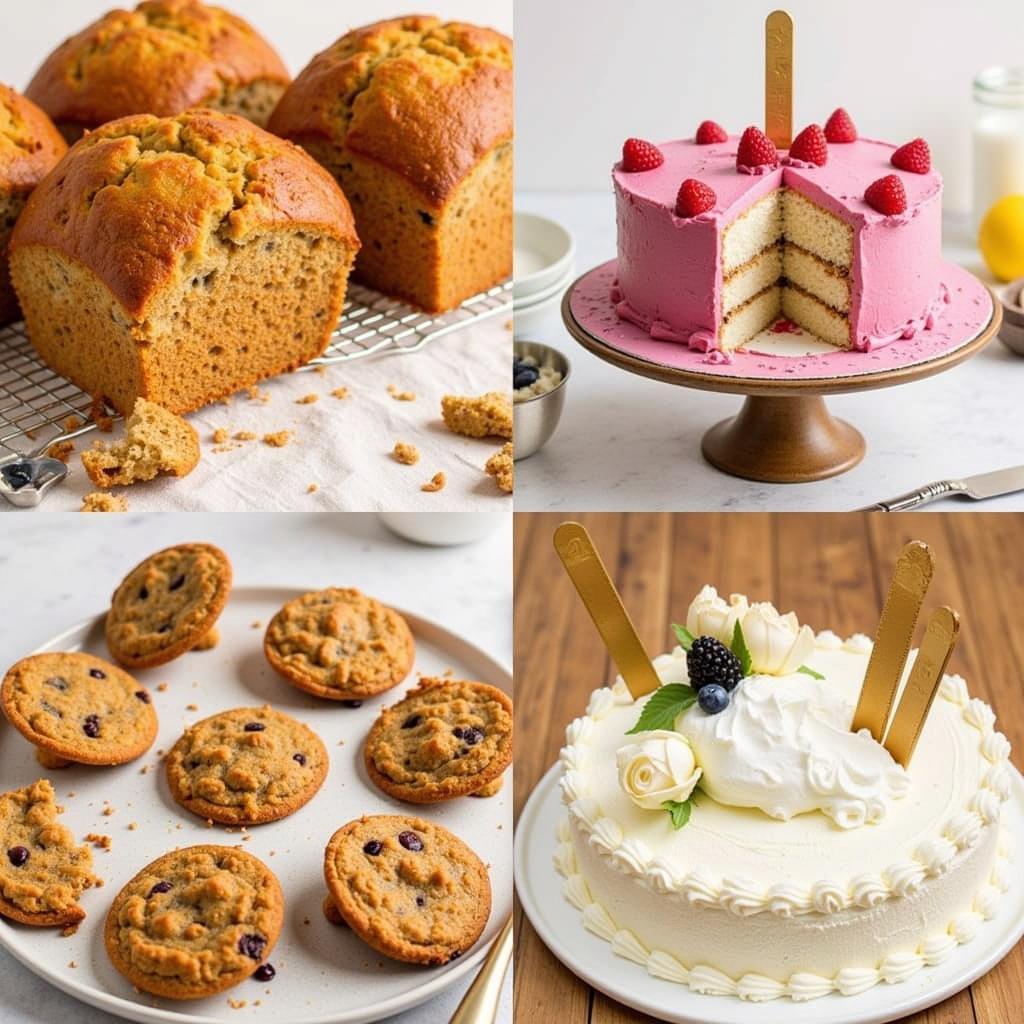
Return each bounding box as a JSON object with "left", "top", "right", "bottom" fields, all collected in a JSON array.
[
  {"left": 26, "top": 0, "right": 290, "bottom": 142},
  {"left": 268, "top": 16, "right": 512, "bottom": 313},
  {"left": 10, "top": 109, "right": 359, "bottom": 414},
  {"left": 0, "top": 85, "right": 67, "bottom": 326}
]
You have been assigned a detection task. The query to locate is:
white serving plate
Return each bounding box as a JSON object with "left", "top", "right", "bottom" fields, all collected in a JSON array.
[
  {"left": 515, "top": 763, "right": 1024, "bottom": 1024},
  {"left": 513, "top": 212, "right": 575, "bottom": 302},
  {"left": 0, "top": 587, "right": 512, "bottom": 1024}
]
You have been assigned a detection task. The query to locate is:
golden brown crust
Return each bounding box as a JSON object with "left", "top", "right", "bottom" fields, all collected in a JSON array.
[
  {"left": 268, "top": 16, "right": 512, "bottom": 206},
  {"left": 11, "top": 109, "right": 358, "bottom": 321},
  {"left": 26, "top": 0, "right": 290, "bottom": 136}
]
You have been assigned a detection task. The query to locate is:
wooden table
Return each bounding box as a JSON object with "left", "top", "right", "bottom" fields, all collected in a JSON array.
[{"left": 514, "top": 512, "right": 1024, "bottom": 1024}]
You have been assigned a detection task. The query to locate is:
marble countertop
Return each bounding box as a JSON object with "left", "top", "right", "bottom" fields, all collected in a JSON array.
[
  {"left": 0, "top": 511, "right": 512, "bottom": 1024},
  {"left": 516, "top": 192, "right": 1024, "bottom": 511}
]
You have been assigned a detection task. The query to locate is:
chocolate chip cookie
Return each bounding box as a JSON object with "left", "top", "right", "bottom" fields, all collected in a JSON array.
[
  {"left": 0, "top": 779, "right": 97, "bottom": 927},
  {"left": 166, "top": 706, "right": 329, "bottom": 825},
  {"left": 364, "top": 677, "right": 513, "bottom": 803},
  {"left": 2, "top": 652, "right": 158, "bottom": 766},
  {"left": 106, "top": 543, "right": 232, "bottom": 669},
  {"left": 263, "top": 588, "right": 414, "bottom": 701},
  {"left": 324, "top": 815, "right": 490, "bottom": 965},
  {"left": 105, "top": 845, "right": 283, "bottom": 999}
]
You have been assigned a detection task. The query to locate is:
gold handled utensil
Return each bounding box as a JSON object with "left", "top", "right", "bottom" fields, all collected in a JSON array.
[
  {"left": 448, "top": 915, "right": 512, "bottom": 1024},
  {"left": 852, "top": 540, "right": 934, "bottom": 741},
  {"left": 883, "top": 606, "right": 959, "bottom": 767},
  {"left": 553, "top": 521, "right": 661, "bottom": 699},
  {"left": 765, "top": 9, "right": 794, "bottom": 149}
]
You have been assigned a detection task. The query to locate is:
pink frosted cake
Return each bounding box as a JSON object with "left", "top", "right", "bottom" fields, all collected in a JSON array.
[{"left": 612, "top": 115, "right": 946, "bottom": 353}]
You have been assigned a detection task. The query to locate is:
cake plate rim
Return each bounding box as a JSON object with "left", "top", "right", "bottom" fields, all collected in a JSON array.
[{"left": 514, "top": 761, "right": 1024, "bottom": 1024}]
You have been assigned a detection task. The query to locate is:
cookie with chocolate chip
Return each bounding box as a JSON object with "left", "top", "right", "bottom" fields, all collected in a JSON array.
[
  {"left": 1, "top": 652, "right": 157, "bottom": 766},
  {"left": 324, "top": 815, "right": 490, "bottom": 965},
  {"left": 263, "top": 588, "right": 414, "bottom": 701},
  {"left": 363, "top": 677, "right": 513, "bottom": 803},
  {"left": 106, "top": 543, "right": 232, "bottom": 669},
  {"left": 166, "top": 706, "right": 328, "bottom": 825},
  {"left": 105, "top": 845, "right": 283, "bottom": 999},
  {"left": 0, "top": 779, "right": 97, "bottom": 927}
]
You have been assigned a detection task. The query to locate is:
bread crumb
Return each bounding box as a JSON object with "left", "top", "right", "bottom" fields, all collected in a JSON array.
[
  {"left": 296, "top": 393, "right": 319, "bottom": 404},
  {"left": 387, "top": 384, "right": 416, "bottom": 402},
  {"left": 81, "top": 492, "right": 128, "bottom": 512},
  {"left": 251, "top": 620, "right": 262, "bottom": 629},
  {"left": 68, "top": 960, "right": 77, "bottom": 968},
  {"left": 392, "top": 442, "right": 420, "bottom": 465},
  {"left": 263, "top": 431, "right": 292, "bottom": 448},
  {"left": 140, "top": 765, "right": 149, "bottom": 775},
  {"left": 102, "top": 805, "right": 115, "bottom": 817},
  {"left": 441, "top": 392, "right": 512, "bottom": 439},
  {"left": 186, "top": 703, "right": 199, "bottom": 711},
  {"left": 234, "top": 430, "right": 257, "bottom": 441},
  {"left": 157, "top": 682, "right": 169, "bottom": 692},
  {"left": 485, "top": 442, "right": 514, "bottom": 493},
  {"left": 191, "top": 627, "right": 219, "bottom": 651},
  {"left": 331, "top": 387, "right": 350, "bottom": 399},
  {"left": 47, "top": 440, "right": 75, "bottom": 462},
  {"left": 89, "top": 395, "right": 114, "bottom": 432},
  {"left": 228, "top": 998, "right": 247, "bottom": 1009},
  {"left": 421, "top": 471, "right": 446, "bottom": 493},
  {"left": 212, "top": 428, "right": 229, "bottom": 444},
  {"left": 128, "top": 822, "right": 138, "bottom": 830},
  {"left": 307, "top": 483, "right": 319, "bottom": 494},
  {"left": 84, "top": 833, "right": 112, "bottom": 850}
]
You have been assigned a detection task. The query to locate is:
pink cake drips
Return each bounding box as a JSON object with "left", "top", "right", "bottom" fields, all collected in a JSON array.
[{"left": 612, "top": 136, "right": 944, "bottom": 354}]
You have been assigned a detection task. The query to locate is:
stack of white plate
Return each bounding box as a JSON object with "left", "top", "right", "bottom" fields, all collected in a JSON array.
[{"left": 514, "top": 211, "right": 575, "bottom": 336}]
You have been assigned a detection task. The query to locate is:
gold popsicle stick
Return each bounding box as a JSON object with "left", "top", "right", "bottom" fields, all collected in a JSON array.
[
  {"left": 447, "top": 915, "right": 512, "bottom": 1024},
  {"left": 851, "top": 541, "right": 934, "bottom": 741},
  {"left": 883, "top": 606, "right": 959, "bottom": 767},
  {"left": 553, "top": 522, "right": 661, "bottom": 700},
  {"left": 765, "top": 10, "right": 794, "bottom": 149}
]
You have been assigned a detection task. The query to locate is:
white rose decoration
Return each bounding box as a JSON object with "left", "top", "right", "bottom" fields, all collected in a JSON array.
[
  {"left": 685, "top": 586, "right": 749, "bottom": 645},
  {"left": 616, "top": 731, "right": 702, "bottom": 810},
  {"left": 741, "top": 602, "right": 816, "bottom": 676}
]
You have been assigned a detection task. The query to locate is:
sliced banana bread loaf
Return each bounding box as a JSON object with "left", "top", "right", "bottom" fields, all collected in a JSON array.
[
  {"left": 0, "top": 85, "right": 66, "bottom": 326},
  {"left": 10, "top": 109, "right": 359, "bottom": 414},
  {"left": 268, "top": 16, "right": 512, "bottom": 313},
  {"left": 26, "top": 0, "right": 290, "bottom": 141}
]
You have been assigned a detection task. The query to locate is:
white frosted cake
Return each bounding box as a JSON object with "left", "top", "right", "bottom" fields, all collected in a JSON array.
[{"left": 556, "top": 588, "right": 1013, "bottom": 1001}]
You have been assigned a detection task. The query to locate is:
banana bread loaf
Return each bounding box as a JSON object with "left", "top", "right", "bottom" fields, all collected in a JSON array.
[
  {"left": 26, "top": 0, "right": 290, "bottom": 141},
  {"left": 268, "top": 16, "right": 512, "bottom": 313},
  {"left": 10, "top": 108, "right": 359, "bottom": 414},
  {"left": 0, "top": 85, "right": 66, "bottom": 326}
]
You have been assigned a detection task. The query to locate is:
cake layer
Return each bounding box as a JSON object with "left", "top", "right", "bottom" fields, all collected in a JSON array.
[
  {"left": 784, "top": 242, "right": 850, "bottom": 312},
  {"left": 722, "top": 192, "right": 782, "bottom": 274},
  {"left": 720, "top": 285, "right": 779, "bottom": 350},
  {"left": 782, "top": 283, "right": 851, "bottom": 348},
  {"left": 782, "top": 188, "right": 853, "bottom": 268},
  {"left": 722, "top": 245, "right": 781, "bottom": 313}
]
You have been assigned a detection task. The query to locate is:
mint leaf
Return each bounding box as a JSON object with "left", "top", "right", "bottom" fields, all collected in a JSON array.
[
  {"left": 731, "top": 621, "right": 752, "bottom": 676},
  {"left": 626, "top": 683, "right": 697, "bottom": 734},
  {"left": 798, "top": 665, "right": 824, "bottom": 680},
  {"left": 663, "top": 798, "right": 692, "bottom": 830},
  {"left": 671, "top": 623, "right": 695, "bottom": 651}
]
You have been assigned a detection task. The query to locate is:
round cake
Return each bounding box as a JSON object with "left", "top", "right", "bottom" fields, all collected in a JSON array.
[{"left": 556, "top": 588, "right": 1013, "bottom": 1001}]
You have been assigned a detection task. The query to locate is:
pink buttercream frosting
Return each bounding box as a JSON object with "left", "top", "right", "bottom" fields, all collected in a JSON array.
[{"left": 612, "top": 135, "right": 944, "bottom": 357}]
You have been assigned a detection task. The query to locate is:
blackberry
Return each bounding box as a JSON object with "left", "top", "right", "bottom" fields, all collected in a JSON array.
[{"left": 686, "top": 636, "right": 742, "bottom": 692}]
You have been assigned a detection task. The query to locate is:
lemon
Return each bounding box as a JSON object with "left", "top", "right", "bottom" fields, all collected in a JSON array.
[{"left": 978, "top": 195, "right": 1024, "bottom": 281}]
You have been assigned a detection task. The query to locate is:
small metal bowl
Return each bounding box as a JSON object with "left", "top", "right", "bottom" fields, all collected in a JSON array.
[{"left": 513, "top": 340, "right": 570, "bottom": 461}]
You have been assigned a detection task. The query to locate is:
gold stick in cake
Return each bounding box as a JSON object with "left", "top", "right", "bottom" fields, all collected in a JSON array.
[
  {"left": 883, "top": 606, "right": 959, "bottom": 767},
  {"left": 553, "top": 521, "right": 661, "bottom": 700},
  {"left": 851, "top": 541, "right": 934, "bottom": 741},
  {"left": 764, "top": 10, "right": 794, "bottom": 149}
]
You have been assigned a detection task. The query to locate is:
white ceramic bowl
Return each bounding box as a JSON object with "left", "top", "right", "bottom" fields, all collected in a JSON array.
[
  {"left": 514, "top": 212, "right": 575, "bottom": 302},
  {"left": 512, "top": 266, "right": 574, "bottom": 338},
  {"left": 379, "top": 511, "right": 508, "bottom": 546}
]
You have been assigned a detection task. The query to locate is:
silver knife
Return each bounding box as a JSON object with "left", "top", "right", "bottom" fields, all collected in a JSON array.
[{"left": 858, "top": 465, "right": 1024, "bottom": 511}]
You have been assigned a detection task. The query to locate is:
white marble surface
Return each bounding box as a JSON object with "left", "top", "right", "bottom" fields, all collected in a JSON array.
[
  {"left": 516, "top": 192, "right": 1024, "bottom": 512},
  {"left": 0, "top": 511, "right": 512, "bottom": 1024}
]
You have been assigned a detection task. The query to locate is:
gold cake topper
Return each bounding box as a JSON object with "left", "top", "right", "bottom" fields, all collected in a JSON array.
[
  {"left": 765, "top": 10, "right": 793, "bottom": 149},
  {"left": 553, "top": 522, "right": 661, "bottom": 700}
]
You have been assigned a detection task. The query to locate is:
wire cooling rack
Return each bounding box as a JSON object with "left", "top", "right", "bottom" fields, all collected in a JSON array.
[{"left": 0, "top": 279, "right": 512, "bottom": 457}]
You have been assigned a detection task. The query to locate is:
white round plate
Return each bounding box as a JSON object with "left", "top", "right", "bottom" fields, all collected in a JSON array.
[
  {"left": 515, "top": 763, "right": 1024, "bottom": 1024},
  {"left": 513, "top": 212, "right": 575, "bottom": 302},
  {"left": 0, "top": 587, "right": 512, "bottom": 1024}
]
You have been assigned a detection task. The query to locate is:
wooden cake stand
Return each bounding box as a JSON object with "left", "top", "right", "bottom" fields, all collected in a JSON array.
[{"left": 561, "top": 260, "right": 1000, "bottom": 482}]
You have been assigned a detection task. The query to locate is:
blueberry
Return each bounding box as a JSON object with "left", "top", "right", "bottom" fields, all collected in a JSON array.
[
  {"left": 244, "top": 722, "right": 266, "bottom": 732},
  {"left": 238, "top": 934, "right": 266, "bottom": 960},
  {"left": 169, "top": 575, "right": 186, "bottom": 591},
  {"left": 401, "top": 714, "right": 422, "bottom": 729},
  {"left": 363, "top": 840, "right": 383, "bottom": 856},
  {"left": 462, "top": 727, "right": 484, "bottom": 746},
  {"left": 417, "top": 210, "right": 435, "bottom": 226},
  {"left": 293, "top": 753, "right": 306, "bottom": 766},
  {"left": 514, "top": 368, "right": 539, "bottom": 390},
  {"left": 135, "top": 690, "right": 150, "bottom": 703},
  {"left": 44, "top": 677, "right": 68, "bottom": 691},
  {"left": 253, "top": 963, "right": 276, "bottom": 982},
  {"left": 82, "top": 714, "right": 100, "bottom": 737},
  {"left": 342, "top": 700, "right": 363, "bottom": 708},
  {"left": 448, "top": 950, "right": 462, "bottom": 962},
  {"left": 415, "top": 895, "right": 425, "bottom": 907},
  {"left": 452, "top": 727, "right": 464, "bottom": 739},
  {"left": 139, "top": 586, "right": 148, "bottom": 600},
  {"left": 398, "top": 831, "right": 423, "bottom": 852},
  {"left": 7, "top": 846, "right": 29, "bottom": 867},
  {"left": 697, "top": 684, "right": 730, "bottom": 715},
  {"left": 88, "top": 668, "right": 106, "bottom": 680},
  {"left": 148, "top": 880, "right": 172, "bottom": 896}
]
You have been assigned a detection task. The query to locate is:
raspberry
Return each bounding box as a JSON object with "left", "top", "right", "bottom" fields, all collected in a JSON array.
[
  {"left": 686, "top": 636, "right": 743, "bottom": 692},
  {"left": 788, "top": 124, "right": 828, "bottom": 166},
  {"left": 621, "top": 138, "right": 664, "bottom": 172},
  {"left": 824, "top": 107, "right": 857, "bottom": 143},
  {"left": 891, "top": 137, "right": 931, "bottom": 174},
  {"left": 736, "top": 126, "right": 778, "bottom": 171},
  {"left": 695, "top": 120, "right": 728, "bottom": 145},
  {"left": 675, "top": 178, "right": 717, "bottom": 217},
  {"left": 864, "top": 174, "right": 907, "bottom": 215}
]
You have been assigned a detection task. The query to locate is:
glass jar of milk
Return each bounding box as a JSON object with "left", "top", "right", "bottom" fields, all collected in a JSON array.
[{"left": 973, "top": 67, "right": 1024, "bottom": 228}]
